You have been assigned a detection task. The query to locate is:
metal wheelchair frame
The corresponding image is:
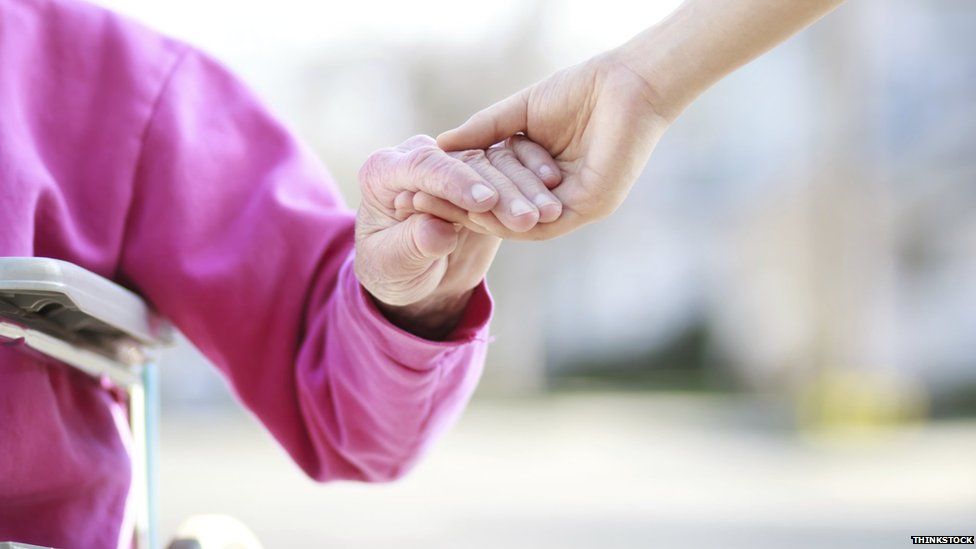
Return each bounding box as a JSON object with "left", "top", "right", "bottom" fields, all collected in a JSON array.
[{"left": 0, "top": 258, "right": 172, "bottom": 549}]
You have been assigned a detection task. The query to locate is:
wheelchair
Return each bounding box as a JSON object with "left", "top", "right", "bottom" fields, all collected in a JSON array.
[{"left": 0, "top": 258, "right": 260, "bottom": 549}]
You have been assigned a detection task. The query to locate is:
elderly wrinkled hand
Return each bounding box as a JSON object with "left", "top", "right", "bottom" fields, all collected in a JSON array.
[{"left": 354, "top": 134, "right": 561, "bottom": 339}]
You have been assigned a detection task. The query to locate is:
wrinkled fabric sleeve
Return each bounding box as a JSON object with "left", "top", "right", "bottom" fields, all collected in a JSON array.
[{"left": 118, "top": 48, "right": 492, "bottom": 482}]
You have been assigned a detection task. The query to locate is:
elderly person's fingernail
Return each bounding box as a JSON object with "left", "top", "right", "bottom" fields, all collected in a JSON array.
[
  {"left": 509, "top": 199, "right": 535, "bottom": 217},
  {"left": 533, "top": 194, "right": 558, "bottom": 208},
  {"left": 471, "top": 184, "right": 495, "bottom": 203},
  {"left": 538, "top": 165, "right": 555, "bottom": 180}
]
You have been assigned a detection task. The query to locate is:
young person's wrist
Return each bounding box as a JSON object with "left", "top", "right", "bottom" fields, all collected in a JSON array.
[{"left": 611, "top": 25, "right": 699, "bottom": 124}]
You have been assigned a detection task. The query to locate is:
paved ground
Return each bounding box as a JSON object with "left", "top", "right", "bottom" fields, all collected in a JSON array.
[{"left": 158, "top": 393, "right": 976, "bottom": 548}]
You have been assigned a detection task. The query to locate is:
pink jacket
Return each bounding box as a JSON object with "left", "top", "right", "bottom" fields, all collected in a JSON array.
[{"left": 0, "top": 0, "right": 493, "bottom": 546}]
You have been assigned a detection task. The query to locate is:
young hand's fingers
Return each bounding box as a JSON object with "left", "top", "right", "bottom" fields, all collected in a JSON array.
[
  {"left": 470, "top": 206, "right": 586, "bottom": 242},
  {"left": 450, "top": 149, "right": 539, "bottom": 233},
  {"left": 360, "top": 142, "right": 499, "bottom": 213},
  {"left": 392, "top": 188, "right": 492, "bottom": 234},
  {"left": 486, "top": 145, "right": 562, "bottom": 223},
  {"left": 412, "top": 192, "right": 493, "bottom": 234},
  {"left": 436, "top": 89, "right": 530, "bottom": 151},
  {"left": 507, "top": 135, "right": 562, "bottom": 188},
  {"left": 468, "top": 210, "right": 519, "bottom": 239},
  {"left": 465, "top": 214, "right": 492, "bottom": 234}
]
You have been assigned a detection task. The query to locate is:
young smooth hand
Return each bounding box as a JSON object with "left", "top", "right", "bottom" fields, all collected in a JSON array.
[
  {"left": 433, "top": 53, "right": 670, "bottom": 240},
  {"left": 433, "top": 0, "right": 844, "bottom": 240}
]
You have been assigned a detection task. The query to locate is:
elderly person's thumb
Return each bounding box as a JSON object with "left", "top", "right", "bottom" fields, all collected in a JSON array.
[
  {"left": 358, "top": 213, "right": 459, "bottom": 307},
  {"left": 401, "top": 213, "right": 460, "bottom": 260}
]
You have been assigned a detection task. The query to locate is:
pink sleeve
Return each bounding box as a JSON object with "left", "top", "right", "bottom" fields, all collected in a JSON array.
[{"left": 118, "top": 48, "right": 492, "bottom": 482}]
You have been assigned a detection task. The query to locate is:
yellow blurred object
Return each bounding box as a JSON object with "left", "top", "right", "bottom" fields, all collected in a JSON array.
[{"left": 797, "top": 369, "right": 929, "bottom": 437}]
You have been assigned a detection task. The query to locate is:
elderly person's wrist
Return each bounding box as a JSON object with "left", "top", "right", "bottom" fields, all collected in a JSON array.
[{"left": 369, "top": 288, "right": 474, "bottom": 341}]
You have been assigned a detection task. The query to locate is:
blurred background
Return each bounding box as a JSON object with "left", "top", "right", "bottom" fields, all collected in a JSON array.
[{"left": 93, "top": 0, "right": 976, "bottom": 546}]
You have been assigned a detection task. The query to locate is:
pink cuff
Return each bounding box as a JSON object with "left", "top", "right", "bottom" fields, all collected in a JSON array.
[{"left": 338, "top": 256, "right": 493, "bottom": 369}]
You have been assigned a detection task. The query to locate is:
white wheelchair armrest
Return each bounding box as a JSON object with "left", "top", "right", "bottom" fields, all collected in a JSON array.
[
  {"left": 0, "top": 257, "right": 172, "bottom": 549},
  {"left": 0, "top": 257, "right": 172, "bottom": 346}
]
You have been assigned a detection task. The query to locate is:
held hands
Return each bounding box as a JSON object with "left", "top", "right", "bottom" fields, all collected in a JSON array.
[
  {"left": 355, "top": 50, "right": 671, "bottom": 336},
  {"left": 426, "top": 0, "right": 843, "bottom": 239},
  {"left": 355, "top": 52, "right": 668, "bottom": 336},
  {"left": 354, "top": 135, "right": 562, "bottom": 339},
  {"left": 435, "top": 51, "right": 671, "bottom": 240},
  {"left": 356, "top": 2, "right": 843, "bottom": 336}
]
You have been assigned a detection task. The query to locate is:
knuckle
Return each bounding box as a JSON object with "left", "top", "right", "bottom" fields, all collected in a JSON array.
[
  {"left": 454, "top": 149, "right": 487, "bottom": 164},
  {"left": 401, "top": 134, "right": 436, "bottom": 149},
  {"left": 358, "top": 149, "right": 384, "bottom": 182},
  {"left": 487, "top": 149, "right": 526, "bottom": 174},
  {"left": 405, "top": 144, "right": 444, "bottom": 171},
  {"left": 485, "top": 146, "right": 515, "bottom": 163},
  {"left": 405, "top": 146, "right": 463, "bottom": 204},
  {"left": 359, "top": 148, "right": 397, "bottom": 191}
]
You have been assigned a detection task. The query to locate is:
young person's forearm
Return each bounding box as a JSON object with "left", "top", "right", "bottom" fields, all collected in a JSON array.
[{"left": 616, "top": 0, "right": 845, "bottom": 121}]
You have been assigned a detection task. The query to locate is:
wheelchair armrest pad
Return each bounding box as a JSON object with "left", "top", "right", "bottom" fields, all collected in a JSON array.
[{"left": 0, "top": 257, "right": 172, "bottom": 346}]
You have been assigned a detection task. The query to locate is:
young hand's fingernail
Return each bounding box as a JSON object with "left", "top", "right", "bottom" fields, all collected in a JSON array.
[
  {"left": 533, "top": 193, "right": 558, "bottom": 208},
  {"left": 538, "top": 165, "right": 555, "bottom": 180},
  {"left": 471, "top": 183, "right": 496, "bottom": 203},
  {"left": 509, "top": 199, "right": 535, "bottom": 217}
]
